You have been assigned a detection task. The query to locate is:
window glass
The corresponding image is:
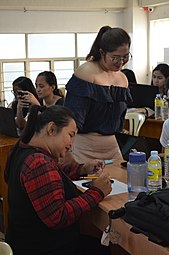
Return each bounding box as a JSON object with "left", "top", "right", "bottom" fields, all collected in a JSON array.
[
  {"left": 0, "top": 34, "right": 25, "bottom": 59},
  {"left": 77, "top": 33, "right": 96, "bottom": 57},
  {"left": 28, "top": 34, "right": 75, "bottom": 58},
  {"left": 3, "top": 62, "right": 25, "bottom": 106},
  {"left": 54, "top": 61, "right": 74, "bottom": 87},
  {"left": 150, "top": 19, "right": 169, "bottom": 70},
  {"left": 29, "top": 62, "right": 50, "bottom": 84},
  {"left": 79, "top": 60, "right": 86, "bottom": 65}
]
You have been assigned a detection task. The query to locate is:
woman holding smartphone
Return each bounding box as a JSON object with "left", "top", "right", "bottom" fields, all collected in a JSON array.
[{"left": 11, "top": 76, "right": 40, "bottom": 131}]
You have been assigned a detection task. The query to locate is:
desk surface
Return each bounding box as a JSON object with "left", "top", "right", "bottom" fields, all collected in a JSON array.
[
  {"left": 85, "top": 161, "right": 169, "bottom": 255},
  {"left": 0, "top": 135, "right": 18, "bottom": 147}
]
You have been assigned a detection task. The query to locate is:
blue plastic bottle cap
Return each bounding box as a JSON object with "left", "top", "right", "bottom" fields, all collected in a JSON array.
[{"left": 129, "top": 152, "right": 146, "bottom": 163}]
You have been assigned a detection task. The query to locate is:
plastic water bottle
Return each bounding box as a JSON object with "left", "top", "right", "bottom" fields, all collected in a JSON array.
[
  {"left": 164, "top": 140, "right": 169, "bottom": 185},
  {"left": 127, "top": 152, "right": 148, "bottom": 201},
  {"left": 148, "top": 151, "right": 162, "bottom": 191},
  {"left": 154, "top": 94, "right": 161, "bottom": 120},
  {"left": 161, "top": 95, "right": 169, "bottom": 121}
]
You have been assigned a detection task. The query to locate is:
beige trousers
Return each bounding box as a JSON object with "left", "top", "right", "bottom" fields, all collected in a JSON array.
[{"left": 72, "top": 133, "right": 123, "bottom": 164}]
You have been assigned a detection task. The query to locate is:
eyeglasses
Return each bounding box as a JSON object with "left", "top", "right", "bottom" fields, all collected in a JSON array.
[
  {"left": 11, "top": 90, "right": 18, "bottom": 96},
  {"left": 107, "top": 52, "right": 132, "bottom": 63}
]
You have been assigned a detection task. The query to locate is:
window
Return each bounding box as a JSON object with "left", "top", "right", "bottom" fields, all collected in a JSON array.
[
  {"left": 150, "top": 19, "right": 169, "bottom": 70},
  {"left": 54, "top": 61, "right": 74, "bottom": 87},
  {"left": 28, "top": 34, "right": 75, "bottom": 58},
  {"left": 3, "top": 62, "right": 25, "bottom": 106},
  {"left": 0, "top": 34, "right": 25, "bottom": 59},
  {"left": 29, "top": 62, "right": 50, "bottom": 84},
  {"left": 77, "top": 33, "right": 96, "bottom": 57},
  {"left": 0, "top": 32, "right": 97, "bottom": 105}
]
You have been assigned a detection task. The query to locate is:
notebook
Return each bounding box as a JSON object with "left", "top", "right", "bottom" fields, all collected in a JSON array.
[
  {"left": 0, "top": 107, "right": 19, "bottom": 137},
  {"left": 128, "top": 83, "right": 159, "bottom": 110},
  {"left": 115, "top": 132, "right": 162, "bottom": 162}
]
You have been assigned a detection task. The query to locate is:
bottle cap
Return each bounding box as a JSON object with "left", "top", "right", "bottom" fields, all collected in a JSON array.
[
  {"left": 150, "top": 150, "right": 158, "bottom": 156},
  {"left": 129, "top": 152, "right": 146, "bottom": 163}
]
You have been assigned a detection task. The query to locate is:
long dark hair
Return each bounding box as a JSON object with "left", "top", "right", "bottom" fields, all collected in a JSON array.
[
  {"left": 151, "top": 63, "right": 169, "bottom": 85},
  {"left": 12, "top": 76, "right": 39, "bottom": 117},
  {"left": 86, "top": 26, "right": 131, "bottom": 61},
  {"left": 37, "top": 71, "right": 64, "bottom": 97},
  {"left": 21, "top": 104, "right": 75, "bottom": 144}
]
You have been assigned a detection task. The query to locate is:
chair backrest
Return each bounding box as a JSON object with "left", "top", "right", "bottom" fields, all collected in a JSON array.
[
  {"left": 125, "top": 112, "right": 145, "bottom": 136},
  {"left": 0, "top": 242, "right": 13, "bottom": 255}
]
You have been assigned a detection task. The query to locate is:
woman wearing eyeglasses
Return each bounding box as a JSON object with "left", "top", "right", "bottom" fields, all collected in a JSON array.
[
  {"left": 64, "top": 26, "right": 132, "bottom": 163},
  {"left": 11, "top": 76, "right": 40, "bottom": 131}
]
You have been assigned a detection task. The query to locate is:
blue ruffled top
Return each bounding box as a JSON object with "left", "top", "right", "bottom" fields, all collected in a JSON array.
[{"left": 64, "top": 75, "right": 132, "bottom": 135}]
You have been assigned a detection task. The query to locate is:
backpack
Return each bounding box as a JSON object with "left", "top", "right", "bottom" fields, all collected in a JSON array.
[{"left": 108, "top": 188, "right": 169, "bottom": 246}]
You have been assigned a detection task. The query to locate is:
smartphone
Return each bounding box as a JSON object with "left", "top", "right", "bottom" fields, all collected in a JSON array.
[
  {"left": 82, "top": 179, "right": 114, "bottom": 188},
  {"left": 17, "top": 91, "right": 26, "bottom": 97}
]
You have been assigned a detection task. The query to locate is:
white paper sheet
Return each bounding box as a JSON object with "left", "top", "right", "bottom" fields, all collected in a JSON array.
[{"left": 73, "top": 179, "right": 128, "bottom": 196}]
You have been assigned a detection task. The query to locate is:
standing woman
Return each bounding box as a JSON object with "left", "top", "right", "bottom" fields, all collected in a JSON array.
[
  {"left": 35, "top": 71, "right": 64, "bottom": 107},
  {"left": 64, "top": 26, "right": 132, "bottom": 163}
]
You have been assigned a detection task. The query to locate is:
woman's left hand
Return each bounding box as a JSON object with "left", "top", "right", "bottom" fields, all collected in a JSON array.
[{"left": 80, "top": 159, "right": 105, "bottom": 176}]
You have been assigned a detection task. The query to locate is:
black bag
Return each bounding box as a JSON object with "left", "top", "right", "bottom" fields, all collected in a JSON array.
[{"left": 109, "top": 188, "right": 169, "bottom": 246}]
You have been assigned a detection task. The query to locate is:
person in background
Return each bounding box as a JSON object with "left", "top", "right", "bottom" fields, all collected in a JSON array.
[
  {"left": 11, "top": 76, "right": 40, "bottom": 130},
  {"left": 5, "top": 104, "right": 112, "bottom": 255},
  {"left": 12, "top": 71, "right": 64, "bottom": 131},
  {"left": 151, "top": 63, "right": 169, "bottom": 96},
  {"left": 121, "top": 68, "right": 137, "bottom": 84},
  {"left": 35, "top": 71, "right": 64, "bottom": 107},
  {"left": 64, "top": 25, "right": 132, "bottom": 163},
  {"left": 160, "top": 117, "right": 169, "bottom": 149},
  {"left": 164, "top": 77, "right": 169, "bottom": 97}
]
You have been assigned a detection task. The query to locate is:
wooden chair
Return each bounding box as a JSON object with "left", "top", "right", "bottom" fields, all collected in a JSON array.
[
  {"left": 0, "top": 241, "right": 13, "bottom": 255},
  {"left": 125, "top": 112, "right": 145, "bottom": 136}
]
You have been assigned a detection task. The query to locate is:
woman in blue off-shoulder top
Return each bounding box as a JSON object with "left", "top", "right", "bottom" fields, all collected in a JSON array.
[{"left": 64, "top": 26, "right": 132, "bottom": 163}]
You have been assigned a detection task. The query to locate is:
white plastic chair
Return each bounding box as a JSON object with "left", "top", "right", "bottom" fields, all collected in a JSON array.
[
  {"left": 125, "top": 112, "right": 145, "bottom": 136},
  {"left": 0, "top": 242, "right": 13, "bottom": 255}
]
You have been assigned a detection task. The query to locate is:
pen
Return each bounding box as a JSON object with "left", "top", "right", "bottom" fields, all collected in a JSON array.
[{"left": 81, "top": 176, "right": 98, "bottom": 180}]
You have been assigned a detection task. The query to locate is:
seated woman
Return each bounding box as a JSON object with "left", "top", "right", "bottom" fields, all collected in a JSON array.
[
  {"left": 151, "top": 63, "right": 169, "bottom": 96},
  {"left": 4, "top": 104, "right": 112, "bottom": 255},
  {"left": 11, "top": 76, "right": 40, "bottom": 131},
  {"left": 35, "top": 71, "right": 64, "bottom": 107}
]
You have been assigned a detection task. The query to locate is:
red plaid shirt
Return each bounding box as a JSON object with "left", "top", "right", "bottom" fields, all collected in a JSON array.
[{"left": 20, "top": 149, "right": 104, "bottom": 229}]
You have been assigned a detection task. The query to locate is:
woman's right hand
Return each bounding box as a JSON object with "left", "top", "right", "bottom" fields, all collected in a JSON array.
[
  {"left": 17, "top": 90, "right": 40, "bottom": 106},
  {"left": 92, "top": 173, "right": 112, "bottom": 197}
]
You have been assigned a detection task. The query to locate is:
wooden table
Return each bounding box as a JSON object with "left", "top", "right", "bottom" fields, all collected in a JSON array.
[
  {"left": 79, "top": 161, "right": 169, "bottom": 255},
  {"left": 0, "top": 135, "right": 18, "bottom": 232},
  {"left": 139, "top": 118, "right": 164, "bottom": 139}
]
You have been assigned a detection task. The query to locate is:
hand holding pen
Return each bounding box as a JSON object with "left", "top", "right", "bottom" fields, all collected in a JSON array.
[{"left": 90, "top": 173, "right": 112, "bottom": 197}]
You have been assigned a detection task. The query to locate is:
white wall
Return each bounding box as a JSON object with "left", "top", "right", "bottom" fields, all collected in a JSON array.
[
  {"left": 0, "top": 10, "right": 124, "bottom": 33},
  {"left": 149, "top": 3, "right": 169, "bottom": 20}
]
